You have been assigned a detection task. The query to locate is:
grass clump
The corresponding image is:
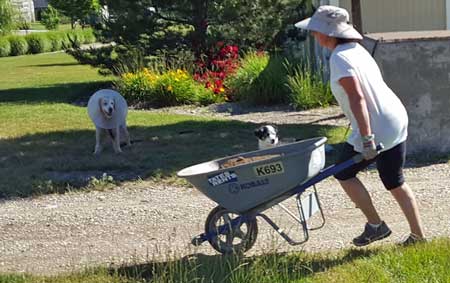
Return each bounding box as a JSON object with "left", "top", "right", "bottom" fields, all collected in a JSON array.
[
  {"left": 286, "top": 63, "right": 335, "bottom": 110},
  {"left": 7, "top": 35, "right": 28, "bottom": 56},
  {"left": 25, "top": 33, "right": 51, "bottom": 54},
  {"left": 226, "top": 51, "right": 289, "bottom": 105},
  {"left": 0, "top": 37, "right": 10, "bottom": 57}
]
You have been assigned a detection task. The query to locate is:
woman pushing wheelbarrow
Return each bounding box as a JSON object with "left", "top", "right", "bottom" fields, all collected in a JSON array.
[
  {"left": 294, "top": 5, "right": 425, "bottom": 246},
  {"left": 178, "top": 5, "right": 425, "bottom": 255}
]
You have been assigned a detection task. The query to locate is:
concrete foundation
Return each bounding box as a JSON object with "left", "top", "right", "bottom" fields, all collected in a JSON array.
[{"left": 363, "top": 31, "right": 450, "bottom": 154}]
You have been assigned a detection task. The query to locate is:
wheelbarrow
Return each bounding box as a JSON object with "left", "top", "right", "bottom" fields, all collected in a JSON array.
[{"left": 177, "top": 137, "right": 379, "bottom": 254}]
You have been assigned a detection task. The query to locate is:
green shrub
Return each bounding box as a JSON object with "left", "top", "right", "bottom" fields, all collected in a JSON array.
[
  {"left": 17, "top": 21, "right": 31, "bottom": 30},
  {"left": 65, "top": 30, "right": 85, "bottom": 48},
  {"left": 8, "top": 36, "right": 28, "bottom": 56},
  {"left": 0, "top": 37, "right": 11, "bottom": 56},
  {"left": 81, "top": 28, "right": 96, "bottom": 44},
  {"left": 286, "top": 64, "right": 335, "bottom": 110},
  {"left": 46, "top": 31, "right": 62, "bottom": 51},
  {"left": 226, "top": 51, "right": 289, "bottom": 105},
  {"left": 25, "top": 33, "right": 50, "bottom": 54},
  {"left": 117, "top": 68, "right": 221, "bottom": 107},
  {"left": 41, "top": 5, "right": 60, "bottom": 30},
  {"left": 59, "top": 31, "right": 71, "bottom": 49}
]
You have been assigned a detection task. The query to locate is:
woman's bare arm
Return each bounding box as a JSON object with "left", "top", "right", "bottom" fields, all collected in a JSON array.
[{"left": 339, "top": 76, "right": 372, "bottom": 137}]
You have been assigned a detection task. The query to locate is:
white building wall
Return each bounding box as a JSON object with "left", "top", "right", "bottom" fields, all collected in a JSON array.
[{"left": 11, "top": 0, "right": 35, "bottom": 22}]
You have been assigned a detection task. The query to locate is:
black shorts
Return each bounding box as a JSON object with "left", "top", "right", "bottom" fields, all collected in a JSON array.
[{"left": 333, "top": 142, "right": 406, "bottom": 190}]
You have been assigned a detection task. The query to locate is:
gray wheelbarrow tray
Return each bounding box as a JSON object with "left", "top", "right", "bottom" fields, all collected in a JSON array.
[{"left": 177, "top": 137, "right": 378, "bottom": 254}]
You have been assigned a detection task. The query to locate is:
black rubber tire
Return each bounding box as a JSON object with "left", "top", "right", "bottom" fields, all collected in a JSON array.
[{"left": 204, "top": 206, "right": 258, "bottom": 254}]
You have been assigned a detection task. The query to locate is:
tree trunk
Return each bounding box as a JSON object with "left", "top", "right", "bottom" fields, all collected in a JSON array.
[
  {"left": 351, "top": 0, "right": 363, "bottom": 34},
  {"left": 191, "top": 0, "right": 208, "bottom": 59}
]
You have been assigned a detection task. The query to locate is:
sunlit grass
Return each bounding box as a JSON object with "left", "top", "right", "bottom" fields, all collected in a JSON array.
[
  {"left": 1, "top": 238, "right": 448, "bottom": 282},
  {"left": 0, "top": 52, "right": 347, "bottom": 197}
]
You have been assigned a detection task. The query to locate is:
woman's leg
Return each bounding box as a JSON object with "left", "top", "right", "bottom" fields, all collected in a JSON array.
[
  {"left": 377, "top": 142, "right": 425, "bottom": 239},
  {"left": 390, "top": 183, "right": 425, "bottom": 238},
  {"left": 339, "top": 177, "right": 382, "bottom": 224}
]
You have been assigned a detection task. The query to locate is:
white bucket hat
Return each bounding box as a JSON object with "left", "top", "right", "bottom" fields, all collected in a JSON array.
[
  {"left": 87, "top": 89, "right": 128, "bottom": 129},
  {"left": 295, "top": 5, "right": 362, "bottom": 40}
]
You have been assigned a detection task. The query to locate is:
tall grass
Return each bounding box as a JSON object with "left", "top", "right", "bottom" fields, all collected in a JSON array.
[
  {"left": 225, "top": 51, "right": 290, "bottom": 105},
  {"left": 226, "top": 51, "right": 334, "bottom": 109},
  {"left": 286, "top": 63, "right": 335, "bottom": 110}
]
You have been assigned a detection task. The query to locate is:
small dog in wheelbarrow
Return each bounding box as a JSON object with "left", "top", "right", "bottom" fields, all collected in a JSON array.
[
  {"left": 87, "top": 89, "right": 131, "bottom": 154},
  {"left": 255, "top": 124, "right": 334, "bottom": 152},
  {"left": 254, "top": 125, "right": 280, "bottom": 150}
]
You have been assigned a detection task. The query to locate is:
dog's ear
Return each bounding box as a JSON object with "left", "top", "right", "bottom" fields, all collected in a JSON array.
[
  {"left": 254, "top": 127, "right": 265, "bottom": 138},
  {"left": 98, "top": 97, "right": 103, "bottom": 110},
  {"left": 254, "top": 127, "right": 261, "bottom": 137}
]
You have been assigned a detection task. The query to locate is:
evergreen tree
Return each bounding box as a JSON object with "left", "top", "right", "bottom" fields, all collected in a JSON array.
[{"left": 100, "top": 0, "right": 310, "bottom": 55}]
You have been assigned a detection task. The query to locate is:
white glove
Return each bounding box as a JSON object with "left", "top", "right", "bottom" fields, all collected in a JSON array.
[{"left": 361, "top": 134, "right": 377, "bottom": 160}]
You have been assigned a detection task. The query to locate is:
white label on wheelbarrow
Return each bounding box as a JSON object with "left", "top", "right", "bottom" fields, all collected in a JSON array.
[
  {"left": 253, "top": 161, "right": 284, "bottom": 177},
  {"left": 208, "top": 171, "right": 238, "bottom": 187}
]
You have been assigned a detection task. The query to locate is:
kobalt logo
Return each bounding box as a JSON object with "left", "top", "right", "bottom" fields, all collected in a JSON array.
[
  {"left": 208, "top": 171, "right": 238, "bottom": 187},
  {"left": 228, "top": 178, "right": 269, "bottom": 194}
]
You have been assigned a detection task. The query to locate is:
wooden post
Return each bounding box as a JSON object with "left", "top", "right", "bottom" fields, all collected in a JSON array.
[{"left": 351, "top": 0, "right": 363, "bottom": 34}]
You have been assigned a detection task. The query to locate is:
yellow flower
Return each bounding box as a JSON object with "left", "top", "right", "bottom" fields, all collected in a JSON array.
[
  {"left": 167, "top": 85, "right": 173, "bottom": 92},
  {"left": 219, "top": 87, "right": 225, "bottom": 93},
  {"left": 122, "top": 72, "right": 134, "bottom": 80}
]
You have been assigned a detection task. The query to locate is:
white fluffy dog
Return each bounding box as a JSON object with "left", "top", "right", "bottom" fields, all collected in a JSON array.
[
  {"left": 254, "top": 125, "right": 279, "bottom": 150},
  {"left": 87, "top": 89, "right": 131, "bottom": 154}
]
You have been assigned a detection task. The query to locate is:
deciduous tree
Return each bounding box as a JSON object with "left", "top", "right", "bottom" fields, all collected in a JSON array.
[
  {"left": 0, "top": 0, "right": 16, "bottom": 35},
  {"left": 50, "top": 0, "right": 100, "bottom": 29}
]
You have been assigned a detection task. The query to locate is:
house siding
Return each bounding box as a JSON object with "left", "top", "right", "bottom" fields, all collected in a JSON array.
[{"left": 339, "top": 0, "right": 446, "bottom": 33}]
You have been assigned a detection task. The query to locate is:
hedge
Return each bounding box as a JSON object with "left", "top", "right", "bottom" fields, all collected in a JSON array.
[
  {"left": 8, "top": 36, "right": 28, "bottom": 56},
  {"left": 0, "top": 29, "right": 96, "bottom": 57},
  {"left": 25, "top": 33, "right": 51, "bottom": 54},
  {"left": 0, "top": 37, "right": 11, "bottom": 57}
]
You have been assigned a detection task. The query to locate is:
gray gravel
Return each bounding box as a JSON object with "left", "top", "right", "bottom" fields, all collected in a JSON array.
[{"left": 1, "top": 104, "right": 449, "bottom": 275}]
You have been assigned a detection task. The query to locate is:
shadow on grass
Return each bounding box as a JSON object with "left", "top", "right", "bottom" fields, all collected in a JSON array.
[
  {"left": 110, "top": 248, "right": 380, "bottom": 282},
  {"left": 0, "top": 119, "right": 342, "bottom": 198},
  {"left": 0, "top": 81, "right": 111, "bottom": 104},
  {"left": 22, "top": 62, "right": 81, "bottom": 68}
]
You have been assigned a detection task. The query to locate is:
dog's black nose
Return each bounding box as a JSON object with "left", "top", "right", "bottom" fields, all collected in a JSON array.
[{"left": 108, "top": 107, "right": 113, "bottom": 114}]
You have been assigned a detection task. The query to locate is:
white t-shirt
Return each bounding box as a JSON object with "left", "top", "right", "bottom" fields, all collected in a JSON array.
[{"left": 330, "top": 42, "right": 408, "bottom": 152}]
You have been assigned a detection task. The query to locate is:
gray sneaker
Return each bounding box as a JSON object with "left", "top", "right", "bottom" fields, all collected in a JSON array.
[
  {"left": 399, "top": 234, "right": 426, "bottom": 246},
  {"left": 353, "top": 221, "right": 392, "bottom": 247}
]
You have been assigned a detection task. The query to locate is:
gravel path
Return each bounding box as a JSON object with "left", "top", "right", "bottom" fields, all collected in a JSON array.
[{"left": 1, "top": 104, "right": 449, "bottom": 275}]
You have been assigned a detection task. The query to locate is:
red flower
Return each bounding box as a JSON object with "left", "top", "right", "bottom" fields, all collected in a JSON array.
[{"left": 193, "top": 42, "right": 241, "bottom": 100}]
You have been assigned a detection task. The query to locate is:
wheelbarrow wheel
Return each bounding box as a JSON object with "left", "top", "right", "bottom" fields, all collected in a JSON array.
[{"left": 205, "top": 206, "right": 258, "bottom": 254}]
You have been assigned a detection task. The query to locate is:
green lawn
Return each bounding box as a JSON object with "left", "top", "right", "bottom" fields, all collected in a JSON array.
[
  {"left": 29, "top": 22, "right": 77, "bottom": 31},
  {"left": 1, "top": 238, "right": 449, "bottom": 282},
  {"left": 0, "top": 52, "right": 347, "bottom": 197}
]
